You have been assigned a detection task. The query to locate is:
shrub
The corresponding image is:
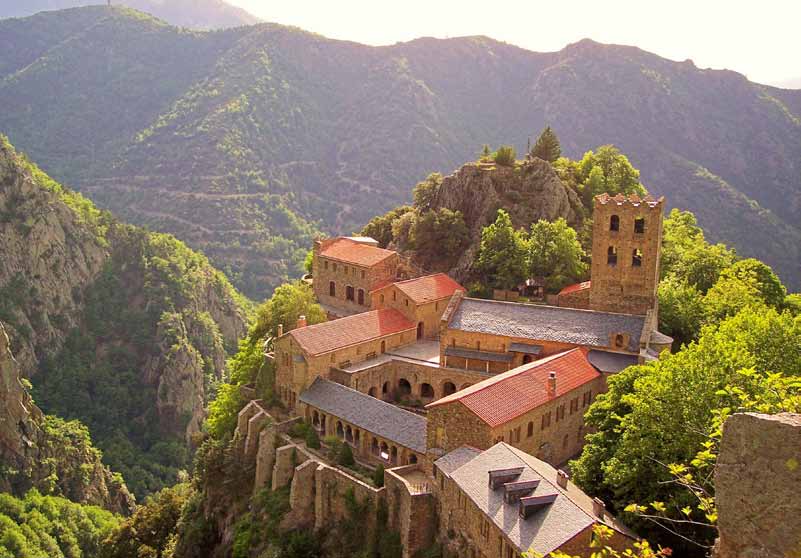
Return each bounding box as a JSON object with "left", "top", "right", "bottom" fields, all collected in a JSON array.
[
  {"left": 372, "top": 464, "right": 385, "bottom": 488},
  {"left": 338, "top": 443, "right": 355, "bottom": 468},
  {"left": 493, "top": 145, "right": 516, "bottom": 166},
  {"left": 304, "top": 427, "right": 320, "bottom": 449}
]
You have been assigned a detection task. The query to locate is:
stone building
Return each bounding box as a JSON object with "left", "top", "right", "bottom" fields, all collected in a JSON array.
[
  {"left": 274, "top": 309, "right": 417, "bottom": 409},
  {"left": 439, "top": 293, "right": 666, "bottom": 375},
  {"left": 371, "top": 273, "right": 464, "bottom": 340},
  {"left": 426, "top": 348, "right": 609, "bottom": 465},
  {"left": 432, "top": 442, "right": 636, "bottom": 558},
  {"left": 312, "top": 237, "right": 399, "bottom": 317},
  {"left": 299, "top": 377, "right": 426, "bottom": 467},
  {"left": 587, "top": 193, "right": 664, "bottom": 316}
]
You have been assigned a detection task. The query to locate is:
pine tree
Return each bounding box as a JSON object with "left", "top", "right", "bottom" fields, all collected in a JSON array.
[{"left": 530, "top": 126, "right": 562, "bottom": 163}]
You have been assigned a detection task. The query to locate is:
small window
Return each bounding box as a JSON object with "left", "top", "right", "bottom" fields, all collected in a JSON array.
[
  {"left": 405, "top": 298, "right": 409, "bottom": 306},
  {"left": 527, "top": 422, "right": 534, "bottom": 437},
  {"left": 324, "top": 260, "right": 328, "bottom": 270},
  {"left": 610, "top": 215, "right": 620, "bottom": 231},
  {"left": 358, "top": 288, "right": 365, "bottom": 305},
  {"left": 393, "top": 291, "right": 396, "bottom": 301},
  {"left": 329, "top": 281, "right": 336, "bottom": 297},
  {"left": 346, "top": 285, "right": 355, "bottom": 301},
  {"left": 632, "top": 248, "right": 643, "bottom": 267},
  {"left": 380, "top": 294, "right": 385, "bottom": 304},
  {"left": 607, "top": 246, "right": 618, "bottom": 266},
  {"left": 634, "top": 218, "right": 645, "bottom": 234}
]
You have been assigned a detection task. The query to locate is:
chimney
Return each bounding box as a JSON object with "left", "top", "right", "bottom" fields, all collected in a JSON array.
[
  {"left": 556, "top": 469, "right": 569, "bottom": 489},
  {"left": 277, "top": 324, "right": 283, "bottom": 337},
  {"left": 547, "top": 371, "right": 557, "bottom": 397},
  {"left": 592, "top": 497, "right": 606, "bottom": 519},
  {"left": 297, "top": 315, "right": 307, "bottom": 329}
]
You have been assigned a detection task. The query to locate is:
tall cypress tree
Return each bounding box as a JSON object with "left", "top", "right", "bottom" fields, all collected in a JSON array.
[{"left": 530, "top": 126, "right": 562, "bottom": 163}]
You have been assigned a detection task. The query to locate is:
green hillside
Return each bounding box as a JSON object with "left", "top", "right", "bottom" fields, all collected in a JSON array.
[{"left": 0, "top": 7, "right": 799, "bottom": 298}]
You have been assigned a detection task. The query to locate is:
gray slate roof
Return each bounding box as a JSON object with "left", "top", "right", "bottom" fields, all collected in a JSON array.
[
  {"left": 587, "top": 350, "right": 639, "bottom": 373},
  {"left": 449, "top": 298, "right": 645, "bottom": 352},
  {"left": 299, "top": 377, "right": 427, "bottom": 453},
  {"left": 444, "top": 346, "right": 514, "bottom": 363},
  {"left": 439, "top": 443, "right": 634, "bottom": 555}
]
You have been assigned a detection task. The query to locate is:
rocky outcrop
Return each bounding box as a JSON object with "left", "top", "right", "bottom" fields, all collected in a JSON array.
[
  {"left": 0, "top": 323, "right": 135, "bottom": 514},
  {"left": 714, "top": 412, "right": 801, "bottom": 558},
  {"left": 430, "top": 158, "right": 584, "bottom": 280}
]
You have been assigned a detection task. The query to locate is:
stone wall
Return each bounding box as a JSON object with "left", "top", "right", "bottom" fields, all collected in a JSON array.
[
  {"left": 372, "top": 284, "right": 453, "bottom": 341},
  {"left": 557, "top": 286, "right": 590, "bottom": 309},
  {"left": 385, "top": 466, "right": 437, "bottom": 558},
  {"left": 589, "top": 194, "right": 663, "bottom": 316},
  {"left": 714, "top": 412, "right": 801, "bottom": 558}
]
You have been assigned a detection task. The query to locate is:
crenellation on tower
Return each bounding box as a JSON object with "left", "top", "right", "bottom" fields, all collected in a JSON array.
[{"left": 588, "top": 193, "right": 664, "bottom": 315}]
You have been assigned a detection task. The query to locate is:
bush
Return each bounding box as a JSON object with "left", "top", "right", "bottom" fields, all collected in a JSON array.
[
  {"left": 338, "top": 443, "right": 355, "bottom": 467},
  {"left": 493, "top": 145, "right": 516, "bottom": 166},
  {"left": 372, "top": 464, "right": 385, "bottom": 488},
  {"left": 304, "top": 427, "right": 320, "bottom": 449}
]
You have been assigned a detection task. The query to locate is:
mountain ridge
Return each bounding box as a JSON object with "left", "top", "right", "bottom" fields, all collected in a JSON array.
[{"left": 0, "top": 7, "right": 798, "bottom": 295}]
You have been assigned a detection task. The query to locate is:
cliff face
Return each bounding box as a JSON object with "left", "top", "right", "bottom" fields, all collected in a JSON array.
[
  {"left": 0, "top": 323, "right": 135, "bottom": 514},
  {"left": 0, "top": 136, "right": 249, "bottom": 497},
  {"left": 430, "top": 158, "right": 584, "bottom": 280}
]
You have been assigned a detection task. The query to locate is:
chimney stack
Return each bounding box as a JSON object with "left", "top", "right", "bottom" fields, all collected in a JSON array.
[
  {"left": 556, "top": 469, "right": 569, "bottom": 489},
  {"left": 277, "top": 324, "right": 283, "bottom": 337},
  {"left": 297, "top": 315, "right": 307, "bottom": 329},
  {"left": 592, "top": 497, "right": 606, "bottom": 519},
  {"left": 547, "top": 371, "right": 557, "bottom": 397}
]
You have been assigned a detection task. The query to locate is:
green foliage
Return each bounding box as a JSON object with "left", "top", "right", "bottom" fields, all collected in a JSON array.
[
  {"left": 657, "top": 277, "right": 705, "bottom": 348},
  {"left": 527, "top": 217, "right": 587, "bottom": 292},
  {"left": 100, "top": 484, "right": 191, "bottom": 558},
  {"left": 405, "top": 208, "right": 470, "bottom": 270},
  {"left": 530, "top": 126, "right": 561, "bottom": 163},
  {"left": 526, "top": 524, "right": 670, "bottom": 557},
  {"left": 372, "top": 464, "right": 385, "bottom": 488},
  {"left": 338, "top": 443, "right": 355, "bottom": 467},
  {"left": 725, "top": 259, "right": 786, "bottom": 308},
  {"left": 492, "top": 145, "right": 516, "bottom": 166},
  {"left": 250, "top": 280, "right": 326, "bottom": 343},
  {"left": 304, "top": 250, "right": 314, "bottom": 275},
  {"left": 474, "top": 210, "right": 528, "bottom": 290},
  {"left": 570, "top": 305, "right": 801, "bottom": 551},
  {"left": 0, "top": 489, "right": 119, "bottom": 558},
  {"left": 559, "top": 145, "right": 646, "bottom": 208},
  {"left": 360, "top": 206, "right": 414, "bottom": 248},
  {"left": 412, "top": 173, "right": 442, "bottom": 213},
  {"left": 305, "top": 426, "right": 321, "bottom": 450}
]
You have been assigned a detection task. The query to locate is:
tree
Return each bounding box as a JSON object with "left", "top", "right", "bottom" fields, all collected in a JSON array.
[
  {"left": 703, "top": 269, "right": 765, "bottom": 323},
  {"left": 577, "top": 145, "right": 646, "bottom": 205},
  {"left": 530, "top": 126, "right": 561, "bottom": 163},
  {"left": 412, "top": 173, "right": 442, "bottom": 213},
  {"left": 408, "top": 208, "right": 469, "bottom": 270},
  {"left": 360, "top": 206, "right": 413, "bottom": 248},
  {"left": 657, "top": 277, "right": 705, "bottom": 348},
  {"left": 303, "top": 250, "right": 313, "bottom": 275},
  {"left": 725, "top": 259, "right": 786, "bottom": 308},
  {"left": 527, "top": 218, "right": 587, "bottom": 291},
  {"left": 570, "top": 306, "right": 801, "bottom": 552},
  {"left": 480, "top": 144, "right": 491, "bottom": 160},
  {"left": 250, "top": 280, "right": 326, "bottom": 342},
  {"left": 372, "top": 464, "right": 385, "bottom": 488},
  {"left": 474, "top": 210, "right": 528, "bottom": 290},
  {"left": 338, "top": 442, "right": 355, "bottom": 467},
  {"left": 493, "top": 145, "right": 516, "bottom": 166},
  {"left": 304, "top": 427, "right": 320, "bottom": 450}
]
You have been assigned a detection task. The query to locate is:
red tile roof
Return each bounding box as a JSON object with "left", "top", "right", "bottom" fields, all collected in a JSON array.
[
  {"left": 290, "top": 309, "right": 415, "bottom": 355},
  {"left": 558, "top": 281, "right": 591, "bottom": 296},
  {"left": 378, "top": 273, "right": 464, "bottom": 303},
  {"left": 427, "top": 348, "right": 600, "bottom": 427},
  {"left": 318, "top": 238, "right": 396, "bottom": 268}
]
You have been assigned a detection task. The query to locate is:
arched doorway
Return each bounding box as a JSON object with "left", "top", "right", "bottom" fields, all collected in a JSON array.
[
  {"left": 382, "top": 381, "right": 390, "bottom": 396},
  {"left": 398, "top": 378, "right": 412, "bottom": 397},
  {"left": 417, "top": 322, "right": 424, "bottom": 339},
  {"left": 336, "top": 421, "right": 344, "bottom": 438},
  {"left": 442, "top": 381, "right": 456, "bottom": 396},
  {"left": 420, "top": 383, "right": 435, "bottom": 399}
]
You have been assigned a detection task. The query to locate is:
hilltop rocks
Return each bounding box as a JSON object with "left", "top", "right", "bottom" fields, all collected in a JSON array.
[
  {"left": 431, "top": 158, "right": 583, "bottom": 280},
  {"left": 714, "top": 412, "right": 801, "bottom": 558},
  {"left": 0, "top": 323, "right": 135, "bottom": 514}
]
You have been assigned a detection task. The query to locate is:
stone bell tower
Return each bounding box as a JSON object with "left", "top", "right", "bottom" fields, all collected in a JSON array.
[{"left": 588, "top": 193, "right": 664, "bottom": 316}]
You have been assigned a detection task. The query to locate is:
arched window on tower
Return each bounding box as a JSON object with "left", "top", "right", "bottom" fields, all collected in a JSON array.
[
  {"left": 634, "top": 217, "right": 645, "bottom": 234},
  {"left": 632, "top": 248, "right": 643, "bottom": 267},
  {"left": 610, "top": 215, "right": 620, "bottom": 231},
  {"left": 607, "top": 246, "right": 618, "bottom": 266}
]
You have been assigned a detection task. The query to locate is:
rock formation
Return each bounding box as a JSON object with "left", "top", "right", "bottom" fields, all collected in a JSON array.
[
  {"left": 0, "top": 322, "right": 135, "bottom": 514},
  {"left": 715, "top": 412, "right": 801, "bottom": 558}
]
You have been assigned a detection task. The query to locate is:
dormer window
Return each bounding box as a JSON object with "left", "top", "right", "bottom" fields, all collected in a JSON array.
[
  {"left": 634, "top": 217, "right": 645, "bottom": 234},
  {"left": 610, "top": 215, "right": 620, "bottom": 231},
  {"left": 614, "top": 334, "right": 626, "bottom": 348},
  {"left": 607, "top": 246, "right": 618, "bottom": 266}
]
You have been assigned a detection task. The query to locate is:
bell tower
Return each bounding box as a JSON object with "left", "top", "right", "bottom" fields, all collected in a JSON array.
[{"left": 588, "top": 193, "right": 664, "bottom": 316}]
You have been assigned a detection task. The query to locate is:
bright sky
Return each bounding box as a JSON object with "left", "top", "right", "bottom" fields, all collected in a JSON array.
[{"left": 226, "top": 0, "right": 800, "bottom": 87}]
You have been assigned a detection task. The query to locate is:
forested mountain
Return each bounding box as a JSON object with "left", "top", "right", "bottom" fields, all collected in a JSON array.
[
  {"left": 0, "top": 0, "right": 259, "bottom": 29},
  {"left": 0, "top": 135, "right": 248, "bottom": 499},
  {"left": 0, "top": 7, "right": 799, "bottom": 298}
]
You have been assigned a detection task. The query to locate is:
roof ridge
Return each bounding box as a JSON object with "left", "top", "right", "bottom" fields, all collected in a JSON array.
[{"left": 462, "top": 296, "right": 645, "bottom": 319}]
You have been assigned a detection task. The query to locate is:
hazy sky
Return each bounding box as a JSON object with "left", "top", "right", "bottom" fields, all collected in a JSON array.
[{"left": 226, "top": 0, "right": 800, "bottom": 87}]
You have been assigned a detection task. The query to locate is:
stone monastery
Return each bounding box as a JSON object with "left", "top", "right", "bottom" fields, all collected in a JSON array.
[{"left": 237, "top": 193, "right": 671, "bottom": 557}]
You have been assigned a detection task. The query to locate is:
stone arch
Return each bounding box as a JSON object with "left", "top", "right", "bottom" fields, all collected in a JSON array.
[
  {"left": 410, "top": 454, "right": 418, "bottom": 464},
  {"left": 368, "top": 387, "right": 377, "bottom": 398},
  {"left": 460, "top": 383, "right": 472, "bottom": 390},
  {"left": 442, "top": 381, "right": 456, "bottom": 396},
  {"left": 336, "top": 421, "right": 344, "bottom": 438},
  {"left": 380, "top": 442, "right": 390, "bottom": 461},
  {"left": 345, "top": 425, "right": 354, "bottom": 444},
  {"left": 371, "top": 437, "right": 380, "bottom": 456},
  {"left": 390, "top": 446, "right": 398, "bottom": 465},
  {"left": 398, "top": 378, "right": 412, "bottom": 397},
  {"left": 610, "top": 214, "right": 620, "bottom": 231},
  {"left": 420, "top": 383, "right": 435, "bottom": 399},
  {"left": 382, "top": 381, "right": 390, "bottom": 395},
  {"left": 312, "top": 411, "right": 320, "bottom": 428}
]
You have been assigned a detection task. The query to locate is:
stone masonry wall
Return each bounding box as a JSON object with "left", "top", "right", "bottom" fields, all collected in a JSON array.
[
  {"left": 312, "top": 248, "right": 398, "bottom": 316},
  {"left": 715, "top": 412, "right": 801, "bottom": 558},
  {"left": 372, "top": 283, "right": 453, "bottom": 340},
  {"left": 385, "top": 466, "right": 437, "bottom": 558}
]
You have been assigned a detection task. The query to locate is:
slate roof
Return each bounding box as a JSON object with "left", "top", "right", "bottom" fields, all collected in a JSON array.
[
  {"left": 587, "top": 350, "right": 639, "bottom": 373},
  {"left": 444, "top": 346, "right": 514, "bottom": 363},
  {"left": 427, "top": 349, "right": 600, "bottom": 427},
  {"left": 438, "top": 443, "right": 635, "bottom": 555},
  {"left": 299, "top": 378, "right": 427, "bottom": 453},
  {"left": 289, "top": 309, "right": 415, "bottom": 356},
  {"left": 390, "top": 273, "right": 465, "bottom": 303},
  {"left": 447, "top": 298, "right": 645, "bottom": 352},
  {"left": 319, "top": 237, "right": 396, "bottom": 267}
]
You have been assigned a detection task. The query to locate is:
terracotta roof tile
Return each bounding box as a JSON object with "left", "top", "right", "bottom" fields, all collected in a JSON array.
[
  {"left": 393, "top": 273, "right": 465, "bottom": 303},
  {"left": 558, "top": 281, "right": 591, "bottom": 296},
  {"left": 289, "top": 309, "right": 415, "bottom": 355},
  {"left": 319, "top": 237, "right": 396, "bottom": 267},
  {"left": 427, "top": 349, "right": 600, "bottom": 427}
]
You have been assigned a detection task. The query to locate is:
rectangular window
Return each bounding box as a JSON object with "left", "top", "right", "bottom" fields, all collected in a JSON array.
[{"left": 324, "top": 260, "right": 328, "bottom": 270}]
